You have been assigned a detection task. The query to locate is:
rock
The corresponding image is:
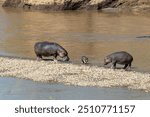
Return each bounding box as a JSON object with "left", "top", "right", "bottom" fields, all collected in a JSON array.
[{"left": 2, "top": 0, "right": 22, "bottom": 7}]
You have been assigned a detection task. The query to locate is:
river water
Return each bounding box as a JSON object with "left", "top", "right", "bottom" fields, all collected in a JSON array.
[{"left": 0, "top": 4, "right": 150, "bottom": 99}]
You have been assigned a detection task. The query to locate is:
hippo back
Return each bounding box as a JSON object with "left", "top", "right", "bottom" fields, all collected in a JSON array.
[
  {"left": 108, "top": 51, "right": 133, "bottom": 63},
  {"left": 34, "top": 41, "right": 68, "bottom": 56}
]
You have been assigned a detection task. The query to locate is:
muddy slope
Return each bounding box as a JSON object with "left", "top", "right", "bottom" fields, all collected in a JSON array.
[{"left": 2, "top": 0, "right": 150, "bottom": 12}]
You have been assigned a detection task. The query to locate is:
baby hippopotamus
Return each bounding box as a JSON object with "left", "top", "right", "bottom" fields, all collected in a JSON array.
[
  {"left": 81, "top": 56, "right": 88, "bottom": 64},
  {"left": 34, "top": 41, "right": 69, "bottom": 61},
  {"left": 104, "top": 51, "right": 133, "bottom": 69}
]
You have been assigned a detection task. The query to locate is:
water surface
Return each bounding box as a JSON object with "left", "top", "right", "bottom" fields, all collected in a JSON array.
[
  {"left": 1, "top": 78, "right": 150, "bottom": 100},
  {"left": 0, "top": 7, "right": 150, "bottom": 71}
]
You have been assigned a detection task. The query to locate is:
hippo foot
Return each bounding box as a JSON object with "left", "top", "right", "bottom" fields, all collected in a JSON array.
[
  {"left": 125, "top": 67, "right": 132, "bottom": 71},
  {"left": 37, "top": 57, "right": 42, "bottom": 61},
  {"left": 53, "top": 59, "right": 58, "bottom": 63},
  {"left": 111, "top": 66, "right": 115, "bottom": 69}
]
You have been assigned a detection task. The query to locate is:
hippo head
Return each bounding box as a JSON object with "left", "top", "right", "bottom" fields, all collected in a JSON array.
[
  {"left": 104, "top": 56, "right": 112, "bottom": 65},
  {"left": 58, "top": 51, "right": 70, "bottom": 61}
]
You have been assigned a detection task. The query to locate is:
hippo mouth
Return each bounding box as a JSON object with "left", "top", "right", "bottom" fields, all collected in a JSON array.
[
  {"left": 62, "top": 56, "right": 70, "bottom": 61},
  {"left": 104, "top": 62, "right": 108, "bottom": 65}
]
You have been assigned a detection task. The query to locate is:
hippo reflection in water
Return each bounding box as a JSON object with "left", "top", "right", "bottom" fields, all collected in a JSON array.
[
  {"left": 104, "top": 51, "right": 133, "bottom": 69},
  {"left": 34, "top": 41, "right": 69, "bottom": 61}
]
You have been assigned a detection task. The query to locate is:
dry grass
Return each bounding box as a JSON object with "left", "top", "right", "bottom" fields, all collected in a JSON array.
[{"left": 0, "top": 56, "right": 150, "bottom": 92}]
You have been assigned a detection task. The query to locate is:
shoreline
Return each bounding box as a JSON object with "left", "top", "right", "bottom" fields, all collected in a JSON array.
[{"left": 0, "top": 56, "right": 150, "bottom": 92}]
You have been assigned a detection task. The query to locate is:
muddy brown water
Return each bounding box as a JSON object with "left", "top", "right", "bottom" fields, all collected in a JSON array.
[{"left": 0, "top": 4, "right": 150, "bottom": 99}]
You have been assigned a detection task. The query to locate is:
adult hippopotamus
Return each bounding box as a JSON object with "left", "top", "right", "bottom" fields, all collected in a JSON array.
[
  {"left": 34, "top": 41, "right": 69, "bottom": 61},
  {"left": 104, "top": 51, "right": 133, "bottom": 69}
]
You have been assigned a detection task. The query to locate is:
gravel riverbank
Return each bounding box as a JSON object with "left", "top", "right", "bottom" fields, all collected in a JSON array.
[{"left": 0, "top": 56, "right": 150, "bottom": 92}]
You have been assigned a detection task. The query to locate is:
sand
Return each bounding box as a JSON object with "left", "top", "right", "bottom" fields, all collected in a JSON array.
[{"left": 0, "top": 56, "right": 150, "bottom": 92}]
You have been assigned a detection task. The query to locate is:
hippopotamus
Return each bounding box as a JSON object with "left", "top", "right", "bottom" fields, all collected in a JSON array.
[
  {"left": 81, "top": 56, "right": 88, "bottom": 64},
  {"left": 104, "top": 51, "right": 133, "bottom": 69},
  {"left": 34, "top": 41, "right": 69, "bottom": 61}
]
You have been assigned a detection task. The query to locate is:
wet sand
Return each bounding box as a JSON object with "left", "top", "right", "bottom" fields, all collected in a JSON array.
[{"left": 0, "top": 56, "right": 150, "bottom": 92}]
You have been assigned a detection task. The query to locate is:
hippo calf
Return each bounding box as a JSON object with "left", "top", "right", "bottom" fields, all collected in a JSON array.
[
  {"left": 81, "top": 56, "right": 88, "bottom": 64},
  {"left": 104, "top": 51, "right": 133, "bottom": 69},
  {"left": 34, "top": 41, "right": 69, "bottom": 61}
]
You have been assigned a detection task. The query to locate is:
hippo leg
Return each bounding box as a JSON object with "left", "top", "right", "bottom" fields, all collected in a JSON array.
[
  {"left": 111, "top": 61, "right": 116, "bottom": 69},
  {"left": 123, "top": 64, "right": 128, "bottom": 69},
  {"left": 128, "top": 62, "right": 132, "bottom": 70},
  {"left": 36, "top": 54, "right": 42, "bottom": 60},
  {"left": 53, "top": 54, "right": 58, "bottom": 62}
]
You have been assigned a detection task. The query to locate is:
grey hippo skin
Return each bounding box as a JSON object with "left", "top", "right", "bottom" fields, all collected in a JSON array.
[
  {"left": 81, "top": 56, "right": 88, "bottom": 64},
  {"left": 34, "top": 41, "right": 69, "bottom": 61},
  {"left": 104, "top": 51, "right": 133, "bottom": 69}
]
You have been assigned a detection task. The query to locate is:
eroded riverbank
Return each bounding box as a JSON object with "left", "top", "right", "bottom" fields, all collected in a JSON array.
[
  {"left": 0, "top": 56, "right": 150, "bottom": 92},
  {"left": 2, "top": 0, "right": 150, "bottom": 13}
]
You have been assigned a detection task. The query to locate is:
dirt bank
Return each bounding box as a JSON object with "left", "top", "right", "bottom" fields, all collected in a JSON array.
[
  {"left": 0, "top": 56, "right": 150, "bottom": 92},
  {"left": 1, "top": 0, "right": 150, "bottom": 13}
]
